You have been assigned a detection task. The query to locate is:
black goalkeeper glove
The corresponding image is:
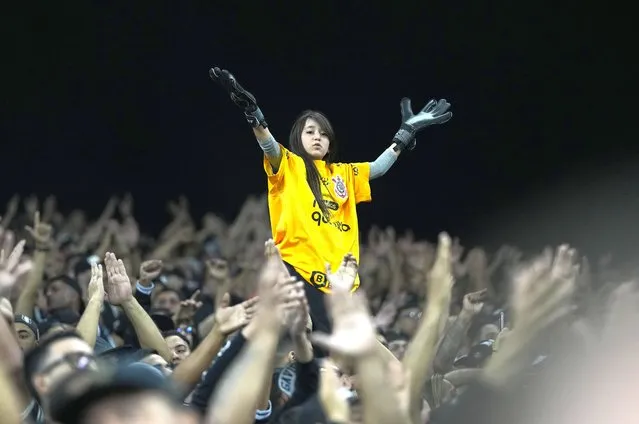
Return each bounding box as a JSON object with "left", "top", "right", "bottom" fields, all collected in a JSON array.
[
  {"left": 393, "top": 97, "right": 452, "bottom": 151},
  {"left": 209, "top": 67, "right": 268, "bottom": 129}
]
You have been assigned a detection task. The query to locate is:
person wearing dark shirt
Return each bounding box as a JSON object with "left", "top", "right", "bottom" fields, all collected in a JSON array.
[{"left": 189, "top": 330, "right": 318, "bottom": 423}]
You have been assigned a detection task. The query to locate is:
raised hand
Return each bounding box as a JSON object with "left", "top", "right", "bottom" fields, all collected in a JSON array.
[
  {"left": 393, "top": 97, "right": 453, "bottom": 151},
  {"left": 104, "top": 252, "right": 133, "bottom": 305},
  {"left": 209, "top": 66, "right": 268, "bottom": 128},
  {"left": 314, "top": 253, "right": 378, "bottom": 355},
  {"left": 284, "top": 287, "right": 310, "bottom": 336},
  {"left": 256, "top": 246, "right": 305, "bottom": 329},
  {"left": 42, "top": 195, "right": 57, "bottom": 222},
  {"left": 167, "top": 196, "right": 190, "bottom": 221},
  {"left": 24, "top": 194, "right": 39, "bottom": 219},
  {"left": 426, "top": 232, "right": 455, "bottom": 307},
  {"left": 119, "top": 193, "right": 134, "bottom": 217},
  {"left": 24, "top": 211, "right": 53, "bottom": 250},
  {"left": 0, "top": 237, "right": 29, "bottom": 297},
  {"left": 401, "top": 98, "right": 452, "bottom": 127},
  {"left": 174, "top": 290, "right": 203, "bottom": 324},
  {"left": 462, "top": 288, "right": 488, "bottom": 315},
  {"left": 139, "top": 259, "right": 163, "bottom": 283},
  {"left": 325, "top": 253, "right": 358, "bottom": 292},
  {"left": 318, "top": 364, "right": 350, "bottom": 423},
  {"left": 201, "top": 212, "right": 226, "bottom": 235},
  {"left": 87, "top": 263, "right": 105, "bottom": 303},
  {"left": 214, "top": 292, "right": 259, "bottom": 335},
  {"left": 2, "top": 195, "right": 19, "bottom": 226},
  {"left": 311, "top": 289, "right": 377, "bottom": 357},
  {"left": 511, "top": 244, "right": 578, "bottom": 334},
  {"left": 99, "top": 196, "right": 119, "bottom": 223},
  {"left": 373, "top": 292, "right": 408, "bottom": 329},
  {"left": 264, "top": 239, "right": 290, "bottom": 278}
]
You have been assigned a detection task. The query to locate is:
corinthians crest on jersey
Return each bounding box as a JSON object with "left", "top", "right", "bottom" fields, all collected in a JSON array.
[{"left": 332, "top": 175, "right": 348, "bottom": 199}]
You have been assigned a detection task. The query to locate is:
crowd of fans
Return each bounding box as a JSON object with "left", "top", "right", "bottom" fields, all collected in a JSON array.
[{"left": 1, "top": 193, "right": 638, "bottom": 424}]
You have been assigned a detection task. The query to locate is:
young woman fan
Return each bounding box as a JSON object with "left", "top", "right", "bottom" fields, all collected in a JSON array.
[{"left": 210, "top": 66, "right": 452, "bottom": 335}]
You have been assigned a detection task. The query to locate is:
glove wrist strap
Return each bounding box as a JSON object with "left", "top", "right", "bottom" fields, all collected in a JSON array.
[
  {"left": 245, "top": 107, "right": 268, "bottom": 129},
  {"left": 393, "top": 123, "right": 416, "bottom": 151}
]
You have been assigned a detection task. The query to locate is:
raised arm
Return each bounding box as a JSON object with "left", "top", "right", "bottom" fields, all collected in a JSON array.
[
  {"left": 75, "top": 263, "right": 105, "bottom": 347},
  {"left": 103, "top": 252, "right": 172, "bottom": 362},
  {"left": 15, "top": 212, "right": 51, "bottom": 317},
  {"left": 0, "top": 318, "right": 22, "bottom": 424},
  {"left": 172, "top": 294, "right": 258, "bottom": 391},
  {"left": 369, "top": 97, "right": 453, "bottom": 180},
  {"left": 210, "top": 67, "right": 283, "bottom": 171},
  {"left": 402, "top": 233, "right": 454, "bottom": 423},
  {"left": 206, "top": 243, "right": 304, "bottom": 424}
]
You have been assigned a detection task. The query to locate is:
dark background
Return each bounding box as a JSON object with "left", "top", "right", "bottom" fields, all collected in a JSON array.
[{"left": 2, "top": 2, "right": 634, "bottom": 258}]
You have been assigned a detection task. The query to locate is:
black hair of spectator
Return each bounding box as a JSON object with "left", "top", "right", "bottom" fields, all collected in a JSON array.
[
  {"left": 161, "top": 330, "right": 191, "bottom": 348},
  {"left": 23, "top": 330, "right": 84, "bottom": 400},
  {"left": 71, "top": 255, "right": 94, "bottom": 277},
  {"left": 163, "top": 268, "right": 187, "bottom": 280},
  {"left": 45, "top": 275, "right": 86, "bottom": 313},
  {"left": 150, "top": 309, "right": 176, "bottom": 333},
  {"left": 156, "top": 287, "right": 183, "bottom": 300},
  {"left": 50, "top": 363, "right": 182, "bottom": 424}
]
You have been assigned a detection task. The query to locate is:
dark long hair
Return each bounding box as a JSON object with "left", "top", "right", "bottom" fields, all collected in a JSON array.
[{"left": 288, "top": 110, "right": 338, "bottom": 217}]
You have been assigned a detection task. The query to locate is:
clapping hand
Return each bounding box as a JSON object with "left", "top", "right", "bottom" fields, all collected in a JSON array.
[
  {"left": 311, "top": 290, "right": 377, "bottom": 357},
  {"left": 256, "top": 240, "right": 305, "bottom": 329},
  {"left": 284, "top": 287, "right": 310, "bottom": 336},
  {"left": 325, "top": 253, "right": 358, "bottom": 292},
  {"left": 87, "top": 263, "right": 105, "bottom": 303},
  {"left": 313, "top": 254, "right": 378, "bottom": 357},
  {"left": 214, "top": 292, "right": 259, "bottom": 335},
  {"left": 104, "top": 252, "right": 133, "bottom": 305},
  {"left": 264, "top": 239, "right": 290, "bottom": 278}
]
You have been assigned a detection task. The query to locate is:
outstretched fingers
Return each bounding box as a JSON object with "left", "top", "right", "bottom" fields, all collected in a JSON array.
[{"left": 400, "top": 97, "right": 414, "bottom": 120}]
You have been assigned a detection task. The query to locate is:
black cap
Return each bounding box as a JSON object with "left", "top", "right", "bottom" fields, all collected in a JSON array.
[
  {"left": 15, "top": 314, "right": 40, "bottom": 340},
  {"left": 46, "top": 275, "right": 86, "bottom": 313},
  {"left": 149, "top": 308, "right": 175, "bottom": 332},
  {"left": 50, "top": 362, "right": 180, "bottom": 424}
]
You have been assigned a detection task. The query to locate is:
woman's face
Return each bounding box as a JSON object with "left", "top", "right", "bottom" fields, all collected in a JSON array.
[{"left": 301, "top": 118, "right": 330, "bottom": 159}]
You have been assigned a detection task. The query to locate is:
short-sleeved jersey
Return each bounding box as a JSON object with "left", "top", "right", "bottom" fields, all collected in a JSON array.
[{"left": 264, "top": 145, "right": 371, "bottom": 293}]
